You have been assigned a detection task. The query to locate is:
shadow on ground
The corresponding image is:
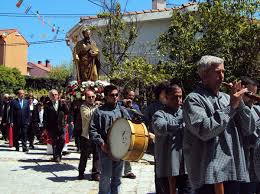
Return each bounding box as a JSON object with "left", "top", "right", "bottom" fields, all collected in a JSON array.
[
  {"left": 19, "top": 162, "right": 77, "bottom": 173},
  {"left": 0, "top": 148, "right": 17, "bottom": 152},
  {"left": 19, "top": 158, "right": 51, "bottom": 163},
  {"left": 47, "top": 173, "right": 92, "bottom": 182}
]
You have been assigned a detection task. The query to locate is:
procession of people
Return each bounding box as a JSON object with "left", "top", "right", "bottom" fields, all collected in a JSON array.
[
  {"left": 1, "top": 26, "right": 260, "bottom": 194},
  {"left": 1, "top": 55, "right": 260, "bottom": 194}
]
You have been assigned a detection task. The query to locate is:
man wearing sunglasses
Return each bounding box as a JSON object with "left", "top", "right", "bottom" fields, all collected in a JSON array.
[
  {"left": 78, "top": 90, "right": 100, "bottom": 181},
  {"left": 90, "top": 85, "right": 130, "bottom": 194}
]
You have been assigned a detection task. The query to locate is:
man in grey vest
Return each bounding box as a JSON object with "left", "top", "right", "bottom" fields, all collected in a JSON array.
[{"left": 183, "top": 55, "right": 255, "bottom": 194}]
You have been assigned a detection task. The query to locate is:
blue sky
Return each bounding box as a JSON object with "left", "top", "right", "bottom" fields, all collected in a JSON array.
[{"left": 1, "top": 0, "right": 188, "bottom": 66}]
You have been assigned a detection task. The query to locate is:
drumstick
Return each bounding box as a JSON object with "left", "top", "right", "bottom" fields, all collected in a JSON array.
[
  {"left": 214, "top": 183, "right": 224, "bottom": 194},
  {"left": 148, "top": 132, "right": 155, "bottom": 143}
]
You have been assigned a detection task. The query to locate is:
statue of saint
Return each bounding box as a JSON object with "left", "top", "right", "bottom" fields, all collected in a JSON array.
[{"left": 73, "top": 27, "right": 101, "bottom": 81}]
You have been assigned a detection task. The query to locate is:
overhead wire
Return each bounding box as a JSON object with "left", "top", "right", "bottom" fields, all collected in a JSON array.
[
  {"left": 0, "top": 12, "right": 96, "bottom": 18},
  {"left": 0, "top": 39, "right": 66, "bottom": 46},
  {"left": 86, "top": 0, "right": 105, "bottom": 9}
]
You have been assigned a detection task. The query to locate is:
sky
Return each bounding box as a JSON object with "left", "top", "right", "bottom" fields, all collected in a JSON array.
[{"left": 1, "top": 0, "right": 189, "bottom": 66}]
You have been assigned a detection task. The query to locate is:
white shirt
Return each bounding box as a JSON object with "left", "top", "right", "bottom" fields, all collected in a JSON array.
[{"left": 53, "top": 101, "right": 58, "bottom": 111}]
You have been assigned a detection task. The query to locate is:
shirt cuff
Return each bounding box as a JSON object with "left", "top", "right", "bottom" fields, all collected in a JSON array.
[{"left": 223, "top": 105, "right": 237, "bottom": 118}]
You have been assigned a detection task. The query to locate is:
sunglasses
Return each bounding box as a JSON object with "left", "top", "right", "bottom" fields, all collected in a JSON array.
[
  {"left": 109, "top": 93, "right": 119, "bottom": 97},
  {"left": 87, "top": 96, "right": 95, "bottom": 99}
]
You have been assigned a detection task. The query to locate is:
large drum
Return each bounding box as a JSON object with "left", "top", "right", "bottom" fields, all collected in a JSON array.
[{"left": 108, "top": 118, "right": 149, "bottom": 161}]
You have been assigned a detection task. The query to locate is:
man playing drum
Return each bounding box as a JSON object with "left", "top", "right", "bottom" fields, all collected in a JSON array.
[
  {"left": 183, "top": 55, "right": 256, "bottom": 194},
  {"left": 89, "top": 85, "right": 130, "bottom": 194}
]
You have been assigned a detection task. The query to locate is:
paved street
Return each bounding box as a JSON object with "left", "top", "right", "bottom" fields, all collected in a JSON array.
[{"left": 0, "top": 140, "right": 155, "bottom": 194}]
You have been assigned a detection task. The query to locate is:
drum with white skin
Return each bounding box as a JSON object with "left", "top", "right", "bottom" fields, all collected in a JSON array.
[{"left": 108, "top": 118, "right": 149, "bottom": 161}]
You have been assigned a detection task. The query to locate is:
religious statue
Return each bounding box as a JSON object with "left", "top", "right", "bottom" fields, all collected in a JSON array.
[{"left": 73, "top": 27, "right": 101, "bottom": 81}]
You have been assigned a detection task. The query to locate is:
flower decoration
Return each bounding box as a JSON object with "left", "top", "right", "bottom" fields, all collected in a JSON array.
[{"left": 66, "top": 80, "right": 110, "bottom": 101}]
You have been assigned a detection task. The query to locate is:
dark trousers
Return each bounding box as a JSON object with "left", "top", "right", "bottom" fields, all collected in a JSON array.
[
  {"left": 240, "top": 182, "right": 260, "bottom": 194},
  {"left": 74, "top": 129, "right": 82, "bottom": 150},
  {"left": 155, "top": 176, "right": 170, "bottom": 194},
  {"left": 155, "top": 156, "right": 170, "bottom": 194},
  {"left": 36, "top": 127, "right": 44, "bottom": 142},
  {"left": 195, "top": 181, "right": 240, "bottom": 194},
  {"left": 27, "top": 123, "right": 38, "bottom": 146},
  {"left": 13, "top": 124, "right": 28, "bottom": 149},
  {"left": 0, "top": 123, "right": 8, "bottom": 140},
  {"left": 52, "top": 134, "right": 65, "bottom": 159},
  {"left": 174, "top": 175, "right": 193, "bottom": 194},
  {"left": 78, "top": 136, "right": 99, "bottom": 175},
  {"left": 155, "top": 175, "right": 192, "bottom": 194}
]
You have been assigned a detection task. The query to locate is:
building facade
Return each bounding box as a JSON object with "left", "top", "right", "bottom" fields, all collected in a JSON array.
[
  {"left": 0, "top": 29, "right": 29, "bottom": 75},
  {"left": 66, "top": 2, "right": 197, "bottom": 69},
  {"left": 27, "top": 60, "right": 51, "bottom": 78}
]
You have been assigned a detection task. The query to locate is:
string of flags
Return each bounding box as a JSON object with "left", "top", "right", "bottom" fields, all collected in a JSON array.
[{"left": 15, "top": 0, "right": 66, "bottom": 40}]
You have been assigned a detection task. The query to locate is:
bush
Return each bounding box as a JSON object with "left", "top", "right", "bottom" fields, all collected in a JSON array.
[
  {"left": 0, "top": 66, "right": 25, "bottom": 94},
  {"left": 25, "top": 77, "right": 66, "bottom": 91},
  {"left": 25, "top": 89, "right": 49, "bottom": 100}
]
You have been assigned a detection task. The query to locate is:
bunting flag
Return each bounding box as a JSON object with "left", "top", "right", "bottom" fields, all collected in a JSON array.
[
  {"left": 56, "top": 27, "right": 60, "bottom": 34},
  {"left": 16, "top": 1, "right": 66, "bottom": 35},
  {"left": 52, "top": 25, "right": 56, "bottom": 32},
  {"left": 16, "top": 0, "right": 23, "bottom": 8},
  {"left": 36, "top": 11, "right": 41, "bottom": 20},
  {"left": 42, "top": 16, "right": 45, "bottom": 26},
  {"left": 24, "top": 5, "right": 31, "bottom": 14}
]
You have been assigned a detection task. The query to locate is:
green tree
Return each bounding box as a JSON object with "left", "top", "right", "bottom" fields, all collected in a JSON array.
[
  {"left": 159, "top": 0, "right": 260, "bottom": 91},
  {"left": 48, "top": 63, "right": 73, "bottom": 81},
  {"left": 0, "top": 66, "right": 25, "bottom": 94},
  {"left": 111, "top": 57, "right": 171, "bottom": 88},
  {"left": 96, "top": 2, "right": 138, "bottom": 75}
]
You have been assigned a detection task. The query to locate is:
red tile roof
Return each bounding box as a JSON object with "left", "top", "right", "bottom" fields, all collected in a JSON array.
[
  {"left": 0, "top": 29, "right": 17, "bottom": 36},
  {"left": 0, "top": 28, "right": 29, "bottom": 45},
  {"left": 27, "top": 62, "right": 51, "bottom": 78}
]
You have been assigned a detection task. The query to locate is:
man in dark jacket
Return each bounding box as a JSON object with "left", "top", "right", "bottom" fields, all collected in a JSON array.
[
  {"left": 1, "top": 94, "right": 11, "bottom": 141},
  {"left": 10, "top": 90, "right": 30, "bottom": 152},
  {"left": 27, "top": 94, "right": 40, "bottom": 149},
  {"left": 43, "top": 89, "right": 69, "bottom": 162}
]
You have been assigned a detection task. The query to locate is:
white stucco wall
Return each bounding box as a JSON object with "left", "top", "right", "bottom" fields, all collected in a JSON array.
[
  {"left": 128, "top": 18, "right": 171, "bottom": 64},
  {"left": 67, "top": 13, "right": 171, "bottom": 65},
  {"left": 65, "top": 3, "right": 198, "bottom": 76}
]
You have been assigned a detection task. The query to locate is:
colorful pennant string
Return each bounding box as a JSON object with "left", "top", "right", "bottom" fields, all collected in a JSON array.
[
  {"left": 16, "top": 0, "right": 23, "bottom": 8},
  {"left": 15, "top": 0, "right": 66, "bottom": 38}
]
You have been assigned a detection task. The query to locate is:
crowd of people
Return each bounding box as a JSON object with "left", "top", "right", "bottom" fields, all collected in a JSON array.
[{"left": 0, "top": 55, "right": 260, "bottom": 194}]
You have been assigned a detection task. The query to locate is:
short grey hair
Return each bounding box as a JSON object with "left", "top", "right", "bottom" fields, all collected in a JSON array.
[
  {"left": 198, "top": 55, "right": 224, "bottom": 78},
  {"left": 3, "top": 93, "right": 9, "bottom": 98},
  {"left": 48, "top": 89, "right": 58, "bottom": 98}
]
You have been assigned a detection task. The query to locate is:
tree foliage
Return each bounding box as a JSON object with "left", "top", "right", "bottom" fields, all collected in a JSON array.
[
  {"left": 111, "top": 57, "right": 171, "bottom": 88},
  {"left": 48, "top": 63, "right": 73, "bottom": 81},
  {"left": 25, "top": 77, "right": 66, "bottom": 91},
  {"left": 0, "top": 66, "right": 25, "bottom": 94},
  {"left": 97, "top": 3, "right": 138, "bottom": 75},
  {"left": 159, "top": 0, "right": 260, "bottom": 91}
]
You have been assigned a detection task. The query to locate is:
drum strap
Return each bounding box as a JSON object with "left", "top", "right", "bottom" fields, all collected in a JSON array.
[{"left": 119, "top": 106, "right": 128, "bottom": 119}]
